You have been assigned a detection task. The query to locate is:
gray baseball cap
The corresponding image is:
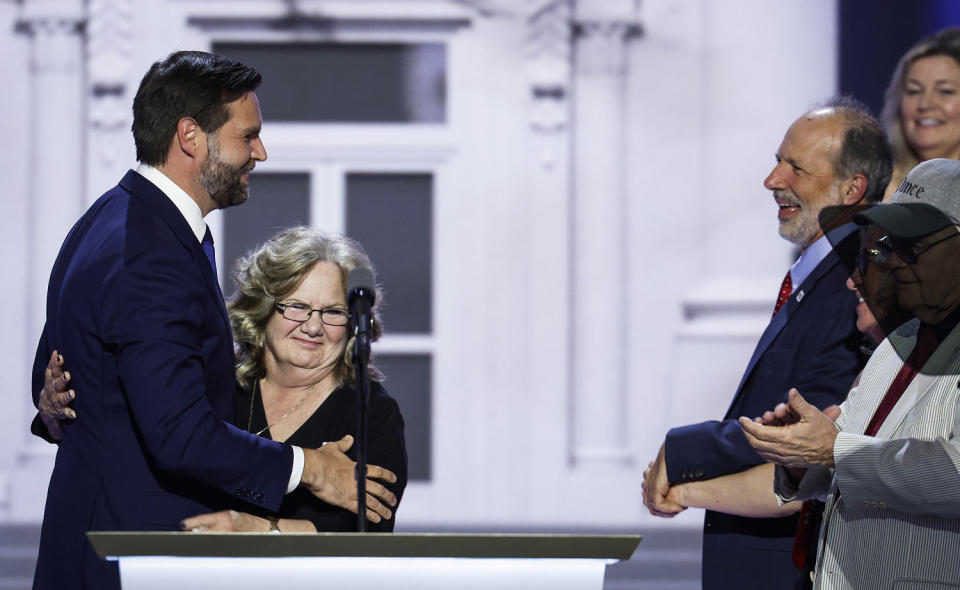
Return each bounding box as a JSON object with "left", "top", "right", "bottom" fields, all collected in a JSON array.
[{"left": 854, "top": 158, "right": 960, "bottom": 239}]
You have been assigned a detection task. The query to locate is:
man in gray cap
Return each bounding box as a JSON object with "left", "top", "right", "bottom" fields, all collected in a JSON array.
[{"left": 740, "top": 158, "right": 960, "bottom": 589}]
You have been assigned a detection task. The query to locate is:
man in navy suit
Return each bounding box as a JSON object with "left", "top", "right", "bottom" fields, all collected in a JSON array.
[
  {"left": 641, "top": 98, "right": 893, "bottom": 590},
  {"left": 31, "top": 51, "right": 397, "bottom": 590}
]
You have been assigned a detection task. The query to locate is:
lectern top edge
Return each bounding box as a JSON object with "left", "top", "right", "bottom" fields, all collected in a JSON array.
[{"left": 87, "top": 532, "right": 643, "bottom": 561}]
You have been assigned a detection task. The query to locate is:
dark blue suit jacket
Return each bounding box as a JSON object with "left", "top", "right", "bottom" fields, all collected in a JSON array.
[
  {"left": 665, "top": 232, "right": 863, "bottom": 590},
  {"left": 31, "top": 171, "right": 294, "bottom": 590}
]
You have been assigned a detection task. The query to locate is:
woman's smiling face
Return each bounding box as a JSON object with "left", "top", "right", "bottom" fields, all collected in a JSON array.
[
  {"left": 264, "top": 261, "right": 348, "bottom": 378},
  {"left": 901, "top": 54, "right": 960, "bottom": 161}
]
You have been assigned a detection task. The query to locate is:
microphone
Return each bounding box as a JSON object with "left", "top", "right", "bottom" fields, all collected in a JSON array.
[
  {"left": 347, "top": 267, "right": 375, "bottom": 532},
  {"left": 347, "top": 267, "right": 376, "bottom": 345}
]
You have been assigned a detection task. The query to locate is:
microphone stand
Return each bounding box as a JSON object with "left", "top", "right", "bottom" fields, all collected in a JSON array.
[{"left": 353, "top": 309, "right": 372, "bottom": 532}]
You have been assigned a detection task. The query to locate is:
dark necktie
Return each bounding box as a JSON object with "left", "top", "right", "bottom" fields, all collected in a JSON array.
[
  {"left": 792, "top": 500, "right": 818, "bottom": 572},
  {"left": 201, "top": 226, "right": 217, "bottom": 279},
  {"left": 864, "top": 325, "right": 938, "bottom": 436},
  {"left": 773, "top": 270, "right": 792, "bottom": 316}
]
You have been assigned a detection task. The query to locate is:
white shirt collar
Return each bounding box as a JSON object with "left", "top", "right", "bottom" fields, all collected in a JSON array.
[{"left": 135, "top": 163, "right": 207, "bottom": 243}]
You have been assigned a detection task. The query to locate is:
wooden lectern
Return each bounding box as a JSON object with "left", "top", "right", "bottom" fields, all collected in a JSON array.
[{"left": 88, "top": 532, "right": 641, "bottom": 590}]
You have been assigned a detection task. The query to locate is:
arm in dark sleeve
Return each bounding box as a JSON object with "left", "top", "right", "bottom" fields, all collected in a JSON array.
[
  {"left": 665, "top": 419, "right": 763, "bottom": 483},
  {"left": 102, "top": 247, "right": 293, "bottom": 511},
  {"left": 666, "top": 265, "right": 862, "bottom": 484},
  {"left": 787, "top": 316, "right": 862, "bottom": 412}
]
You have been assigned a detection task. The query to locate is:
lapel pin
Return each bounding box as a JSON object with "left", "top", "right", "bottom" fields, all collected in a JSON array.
[{"left": 795, "top": 290, "right": 805, "bottom": 303}]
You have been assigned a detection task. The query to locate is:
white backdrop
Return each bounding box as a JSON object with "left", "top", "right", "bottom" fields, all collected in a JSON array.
[{"left": 0, "top": 0, "right": 837, "bottom": 531}]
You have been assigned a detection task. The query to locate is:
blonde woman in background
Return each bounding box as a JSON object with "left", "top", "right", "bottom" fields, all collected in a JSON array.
[{"left": 882, "top": 27, "right": 960, "bottom": 199}]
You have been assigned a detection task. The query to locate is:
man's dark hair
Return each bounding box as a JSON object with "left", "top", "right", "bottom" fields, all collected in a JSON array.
[
  {"left": 132, "top": 51, "right": 262, "bottom": 166},
  {"left": 818, "top": 95, "right": 893, "bottom": 203}
]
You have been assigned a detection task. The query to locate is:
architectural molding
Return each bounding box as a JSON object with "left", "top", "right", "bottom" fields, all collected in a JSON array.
[
  {"left": 86, "top": 0, "right": 133, "bottom": 92},
  {"left": 264, "top": 142, "right": 457, "bottom": 165},
  {"left": 525, "top": 0, "right": 572, "bottom": 137},
  {"left": 89, "top": 92, "right": 127, "bottom": 131},
  {"left": 573, "top": 20, "right": 641, "bottom": 77},
  {"left": 86, "top": 0, "right": 133, "bottom": 169},
  {"left": 181, "top": 0, "right": 473, "bottom": 37},
  {"left": 16, "top": 0, "right": 84, "bottom": 75},
  {"left": 450, "top": 0, "right": 516, "bottom": 18}
]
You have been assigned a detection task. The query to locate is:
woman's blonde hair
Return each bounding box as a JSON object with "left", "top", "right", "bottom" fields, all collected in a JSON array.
[
  {"left": 230, "top": 226, "right": 383, "bottom": 388},
  {"left": 881, "top": 27, "right": 960, "bottom": 180}
]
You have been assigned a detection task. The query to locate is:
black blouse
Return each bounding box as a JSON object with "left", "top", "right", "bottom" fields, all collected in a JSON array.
[{"left": 233, "top": 380, "right": 408, "bottom": 532}]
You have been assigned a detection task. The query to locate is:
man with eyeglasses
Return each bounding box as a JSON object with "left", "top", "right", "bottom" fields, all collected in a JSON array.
[
  {"left": 641, "top": 97, "right": 892, "bottom": 590},
  {"left": 741, "top": 157, "right": 960, "bottom": 589}
]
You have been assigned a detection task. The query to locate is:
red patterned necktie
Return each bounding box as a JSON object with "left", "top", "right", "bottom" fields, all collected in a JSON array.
[
  {"left": 864, "top": 325, "right": 938, "bottom": 437},
  {"left": 773, "top": 270, "right": 792, "bottom": 316}
]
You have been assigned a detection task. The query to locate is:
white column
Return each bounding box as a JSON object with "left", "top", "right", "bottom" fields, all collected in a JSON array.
[
  {"left": 569, "top": 2, "right": 640, "bottom": 466},
  {"left": 23, "top": 0, "right": 86, "bottom": 357},
  {"left": 10, "top": 0, "right": 86, "bottom": 522},
  {"left": 524, "top": 0, "right": 577, "bottom": 499}
]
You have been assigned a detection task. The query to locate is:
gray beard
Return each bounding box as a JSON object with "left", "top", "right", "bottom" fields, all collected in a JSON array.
[{"left": 778, "top": 214, "right": 819, "bottom": 248}]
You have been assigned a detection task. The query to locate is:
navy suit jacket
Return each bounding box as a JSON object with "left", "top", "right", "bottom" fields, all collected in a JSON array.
[
  {"left": 31, "top": 171, "right": 294, "bottom": 590},
  {"left": 665, "top": 232, "right": 863, "bottom": 590}
]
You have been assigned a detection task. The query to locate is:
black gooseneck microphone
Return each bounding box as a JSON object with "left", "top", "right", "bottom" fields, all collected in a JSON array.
[
  {"left": 348, "top": 267, "right": 376, "bottom": 357},
  {"left": 347, "top": 267, "right": 376, "bottom": 532}
]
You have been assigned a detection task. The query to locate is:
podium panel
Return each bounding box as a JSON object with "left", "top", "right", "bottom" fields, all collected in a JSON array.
[
  {"left": 117, "top": 556, "right": 606, "bottom": 590},
  {"left": 88, "top": 532, "right": 642, "bottom": 590}
]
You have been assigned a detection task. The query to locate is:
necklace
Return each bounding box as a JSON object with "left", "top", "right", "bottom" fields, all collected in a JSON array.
[{"left": 247, "top": 380, "right": 314, "bottom": 437}]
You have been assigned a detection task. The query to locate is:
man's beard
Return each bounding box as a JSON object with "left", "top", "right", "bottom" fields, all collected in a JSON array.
[
  {"left": 775, "top": 190, "right": 825, "bottom": 248},
  {"left": 778, "top": 210, "right": 820, "bottom": 247},
  {"left": 199, "top": 136, "right": 251, "bottom": 210}
]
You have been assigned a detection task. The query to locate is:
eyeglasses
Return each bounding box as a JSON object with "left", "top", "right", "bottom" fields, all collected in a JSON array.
[
  {"left": 275, "top": 302, "right": 349, "bottom": 326},
  {"left": 857, "top": 230, "right": 960, "bottom": 275},
  {"left": 892, "top": 230, "right": 960, "bottom": 263}
]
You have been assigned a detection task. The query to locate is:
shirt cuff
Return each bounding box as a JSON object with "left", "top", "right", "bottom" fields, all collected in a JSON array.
[
  {"left": 287, "top": 446, "right": 304, "bottom": 494},
  {"left": 773, "top": 465, "right": 801, "bottom": 504},
  {"left": 774, "top": 464, "right": 833, "bottom": 504}
]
